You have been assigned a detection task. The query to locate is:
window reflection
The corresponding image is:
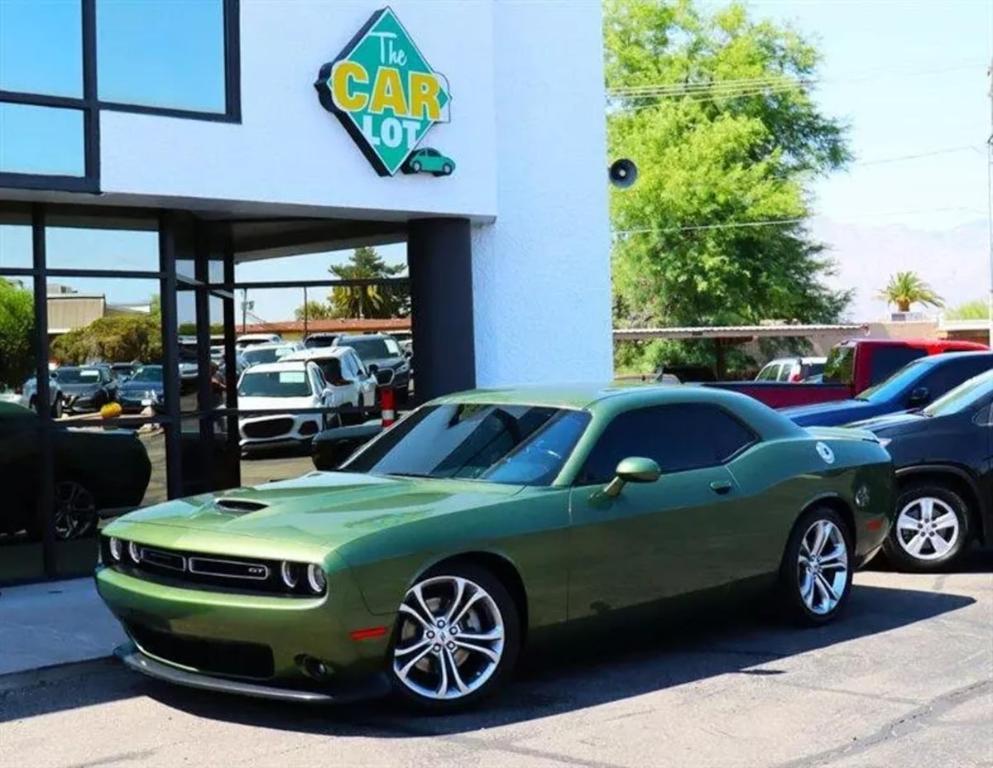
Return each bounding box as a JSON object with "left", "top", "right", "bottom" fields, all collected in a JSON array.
[
  {"left": 0, "top": 221, "right": 32, "bottom": 268},
  {"left": 0, "top": 103, "right": 85, "bottom": 176},
  {"left": 0, "top": 0, "right": 83, "bottom": 98},
  {"left": 97, "top": 0, "right": 226, "bottom": 113},
  {"left": 46, "top": 223, "right": 158, "bottom": 271}
]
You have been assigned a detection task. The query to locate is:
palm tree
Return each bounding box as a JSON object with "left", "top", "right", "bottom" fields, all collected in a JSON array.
[{"left": 877, "top": 272, "right": 944, "bottom": 313}]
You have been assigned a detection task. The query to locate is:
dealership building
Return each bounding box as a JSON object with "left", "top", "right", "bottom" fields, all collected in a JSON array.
[{"left": 0, "top": 1, "right": 612, "bottom": 582}]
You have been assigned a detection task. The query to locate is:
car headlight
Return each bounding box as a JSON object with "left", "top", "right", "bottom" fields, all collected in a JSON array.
[
  {"left": 280, "top": 562, "right": 301, "bottom": 589},
  {"left": 108, "top": 537, "right": 123, "bottom": 562},
  {"left": 127, "top": 541, "right": 141, "bottom": 564},
  {"left": 306, "top": 564, "right": 327, "bottom": 595}
]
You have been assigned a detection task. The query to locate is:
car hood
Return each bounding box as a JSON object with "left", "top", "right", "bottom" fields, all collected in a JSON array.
[
  {"left": 239, "top": 395, "right": 316, "bottom": 412},
  {"left": 120, "top": 381, "right": 164, "bottom": 394},
  {"left": 60, "top": 382, "right": 101, "bottom": 396},
  {"left": 105, "top": 471, "right": 523, "bottom": 553},
  {"left": 781, "top": 398, "right": 881, "bottom": 426},
  {"left": 362, "top": 356, "right": 405, "bottom": 370}
]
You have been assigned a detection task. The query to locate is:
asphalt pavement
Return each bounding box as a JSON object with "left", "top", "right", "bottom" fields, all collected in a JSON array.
[{"left": 1, "top": 555, "right": 991, "bottom": 768}]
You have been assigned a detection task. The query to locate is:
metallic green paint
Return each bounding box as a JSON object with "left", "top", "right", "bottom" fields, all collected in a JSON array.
[{"left": 97, "top": 385, "right": 894, "bottom": 698}]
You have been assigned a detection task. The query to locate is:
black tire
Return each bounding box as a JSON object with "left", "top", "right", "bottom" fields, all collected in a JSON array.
[
  {"left": 778, "top": 506, "right": 853, "bottom": 626},
  {"left": 52, "top": 396, "right": 63, "bottom": 419},
  {"left": 389, "top": 563, "right": 521, "bottom": 713},
  {"left": 28, "top": 397, "right": 37, "bottom": 414},
  {"left": 883, "top": 483, "right": 970, "bottom": 572}
]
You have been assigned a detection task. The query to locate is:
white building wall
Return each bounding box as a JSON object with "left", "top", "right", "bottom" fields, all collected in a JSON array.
[
  {"left": 471, "top": 1, "right": 613, "bottom": 386},
  {"left": 99, "top": 0, "right": 499, "bottom": 220}
]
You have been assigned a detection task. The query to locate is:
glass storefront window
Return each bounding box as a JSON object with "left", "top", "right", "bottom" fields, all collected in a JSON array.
[
  {"left": 0, "top": 0, "right": 83, "bottom": 98},
  {"left": 0, "top": 217, "right": 33, "bottom": 269},
  {"left": 96, "top": 0, "right": 227, "bottom": 113},
  {"left": 0, "top": 103, "right": 85, "bottom": 177},
  {"left": 45, "top": 222, "right": 159, "bottom": 271}
]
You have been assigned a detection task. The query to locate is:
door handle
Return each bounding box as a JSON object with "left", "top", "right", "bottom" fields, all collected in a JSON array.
[{"left": 709, "top": 480, "right": 733, "bottom": 495}]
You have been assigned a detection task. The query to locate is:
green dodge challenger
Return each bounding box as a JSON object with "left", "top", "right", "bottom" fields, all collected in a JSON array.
[{"left": 97, "top": 385, "right": 894, "bottom": 711}]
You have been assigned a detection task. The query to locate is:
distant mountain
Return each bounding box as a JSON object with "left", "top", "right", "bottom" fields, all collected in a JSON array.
[{"left": 811, "top": 217, "right": 989, "bottom": 322}]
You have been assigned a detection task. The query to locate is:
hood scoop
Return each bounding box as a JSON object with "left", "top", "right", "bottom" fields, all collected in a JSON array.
[{"left": 214, "top": 498, "right": 269, "bottom": 514}]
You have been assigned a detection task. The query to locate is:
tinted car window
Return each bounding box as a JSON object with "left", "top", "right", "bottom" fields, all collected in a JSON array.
[
  {"left": 916, "top": 357, "right": 992, "bottom": 405},
  {"left": 578, "top": 404, "right": 757, "bottom": 485},
  {"left": 869, "top": 347, "right": 926, "bottom": 386},
  {"left": 925, "top": 369, "right": 993, "bottom": 417}
]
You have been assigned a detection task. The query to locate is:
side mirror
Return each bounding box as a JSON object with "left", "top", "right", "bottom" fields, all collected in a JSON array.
[
  {"left": 908, "top": 386, "right": 930, "bottom": 407},
  {"left": 604, "top": 456, "right": 661, "bottom": 497}
]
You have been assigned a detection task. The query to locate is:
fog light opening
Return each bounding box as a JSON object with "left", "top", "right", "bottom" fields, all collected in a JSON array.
[{"left": 299, "top": 655, "right": 332, "bottom": 681}]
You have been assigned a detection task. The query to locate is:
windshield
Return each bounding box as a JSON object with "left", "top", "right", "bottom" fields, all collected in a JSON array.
[
  {"left": 857, "top": 358, "right": 931, "bottom": 402},
  {"left": 129, "top": 366, "right": 163, "bottom": 383},
  {"left": 56, "top": 368, "right": 100, "bottom": 384},
  {"left": 924, "top": 369, "right": 993, "bottom": 417},
  {"left": 342, "top": 404, "right": 591, "bottom": 486},
  {"left": 822, "top": 345, "right": 854, "bottom": 386},
  {"left": 344, "top": 337, "right": 400, "bottom": 360},
  {"left": 238, "top": 369, "right": 311, "bottom": 398}
]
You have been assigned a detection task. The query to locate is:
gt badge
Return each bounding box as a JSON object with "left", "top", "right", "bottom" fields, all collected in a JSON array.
[{"left": 816, "top": 442, "right": 835, "bottom": 465}]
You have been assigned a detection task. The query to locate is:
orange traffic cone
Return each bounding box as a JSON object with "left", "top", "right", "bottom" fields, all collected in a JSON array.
[{"left": 380, "top": 386, "right": 396, "bottom": 427}]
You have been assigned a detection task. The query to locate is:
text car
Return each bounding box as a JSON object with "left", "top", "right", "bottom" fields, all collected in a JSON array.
[
  {"left": 118, "top": 365, "right": 165, "bottom": 414},
  {"left": 97, "top": 386, "right": 893, "bottom": 711},
  {"left": 281, "top": 347, "right": 378, "bottom": 422},
  {"left": 56, "top": 365, "right": 119, "bottom": 414}
]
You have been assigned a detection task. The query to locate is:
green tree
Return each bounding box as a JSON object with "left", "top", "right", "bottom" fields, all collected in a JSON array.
[
  {"left": 606, "top": 0, "right": 852, "bottom": 376},
  {"left": 52, "top": 315, "right": 163, "bottom": 365},
  {"left": 945, "top": 299, "right": 987, "bottom": 321},
  {"left": 294, "top": 300, "right": 336, "bottom": 321},
  {"left": 328, "top": 246, "right": 409, "bottom": 318},
  {"left": 0, "top": 279, "right": 36, "bottom": 389},
  {"left": 876, "top": 271, "right": 944, "bottom": 313}
]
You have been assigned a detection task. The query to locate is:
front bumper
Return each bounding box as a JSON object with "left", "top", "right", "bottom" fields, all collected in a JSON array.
[
  {"left": 239, "top": 413, "right": 324, "bottom": 450},
  {"left": 96, "top": 561, "right": 393, "bottom": 694},
  {"left": 115, "top": 643, "right": 389, "bottom": 703}
]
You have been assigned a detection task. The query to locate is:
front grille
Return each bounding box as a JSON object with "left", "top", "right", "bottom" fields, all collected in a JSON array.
[
  {"left": 101, "top": 539, "right": 325, "bottom": 598},
  {"left": 128, "top": 623, "right": 274, "bottom": 679},
  {"left": 242, "top": 417, "right": 294, "bottom": 439}
]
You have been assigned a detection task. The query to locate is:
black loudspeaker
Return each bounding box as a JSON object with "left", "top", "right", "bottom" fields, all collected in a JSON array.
[{"left": 608, "top": 158, "right": 638, "bottom": 188}]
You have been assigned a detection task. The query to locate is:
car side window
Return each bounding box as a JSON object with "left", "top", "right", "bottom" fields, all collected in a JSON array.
[
  {"left": 576, "top": 404, "right": 758, "bottom": 485},
  {"left": 918, "top": 359, "right": 993, "bottom": 403}
]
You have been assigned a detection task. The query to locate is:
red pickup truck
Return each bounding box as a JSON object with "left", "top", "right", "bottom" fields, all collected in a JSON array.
[{"left": 705, "top": 338, "right": 988, "bottom": 408}]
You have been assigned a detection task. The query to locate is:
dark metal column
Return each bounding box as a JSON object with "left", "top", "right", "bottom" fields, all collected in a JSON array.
[
  {"left": 407, "top": 218, "right": 475, "bottom": 401},
  {"left": 31, "top": 205, "right": 55, "bottom": 577},
  {"left": 159, "top": 214, "right": 183, "bottom": 499}
]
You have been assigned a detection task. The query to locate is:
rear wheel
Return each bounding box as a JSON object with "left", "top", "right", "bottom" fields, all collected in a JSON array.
[
  {"left": 53, "top": 479, "right": 98, "bottom": 540},
  {"left": 884, "top": 484, "right": 969, "bottom": 572},
  {"left": 389, "top": 564, "right": 520, "bottom": 713},
  {"left": 779, "top": 507, "right": 852, "bottom": 625}
]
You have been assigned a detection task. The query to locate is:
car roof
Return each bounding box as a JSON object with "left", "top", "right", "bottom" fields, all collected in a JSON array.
[
  {"left": 337, "top": 333, "right": 389, "bottom": 341},
  {"left": 243, "top": 342, "right": 298, "bottom": 351},
  {"left": 912, "top": 351, "right": 993, "bottom": 367},
  {"left": 282, "top": 347, "right": 350, "bottom": 361},
  {"left": 241, "top": 361, "right": 310, "bottom": 373}
]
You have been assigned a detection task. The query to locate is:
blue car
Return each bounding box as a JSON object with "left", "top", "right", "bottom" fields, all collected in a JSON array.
[{"left": 782, "top": 352, "right": 993, "bottom": 427}]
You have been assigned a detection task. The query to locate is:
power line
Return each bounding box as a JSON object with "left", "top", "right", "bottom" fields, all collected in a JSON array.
[{"left": 856, "top": 145, "right": 985, "bottom": 165}]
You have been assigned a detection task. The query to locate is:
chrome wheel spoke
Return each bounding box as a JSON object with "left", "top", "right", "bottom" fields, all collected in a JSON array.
[
  {"left": 810, "top": 521, "right": 828, "bottom": 557},
  {"left": 455, "top": 627, "right": 503, "bottom": 643},
  {"left": 905, "top": 532, "right": 928, "bottom": 555},
  {"left": 797, "top": 518, "right": 847, "bottom": 615},
  {"left": 919, "top": 497, "right": 934, "bottom": 523},
  {"left": 897, "top": 517, "right": 919, "bottom": 532},
  {"left": 929, "top": 533, "right": 953, "bottom": 556},
  {"left": 396, "top": 644, "right": 433, "bottom": 678},
  {"left": 800, "top": 572, "right": 816, "bottom": 608},
  {"left": 398, "top": 603, "right": 432, "bottom": 631},
  {"left": 444, "top": 577, "right": 467, "bottom": 623},
  {"left": 453, "top": 639, "right": 500, "bottom": 664},
  {"left": 450, "top": 591, "right": 485, "bottom": 628},
  {"left": 932, "top": 512, "right": 957, "bottom": 531},
  {"left": 820, "top": 546, "right": 846, "bottom": 565},
  {"left": 444, "top": 649, "right": 469, "bottom": 695},
  {"left": 394, "top": 637, "right": 431, "bottom": 657}
]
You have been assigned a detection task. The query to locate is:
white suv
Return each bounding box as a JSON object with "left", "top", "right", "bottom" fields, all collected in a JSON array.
[
  {"left": 281, "top": 346, "right": 377, "bottom": 422},
  {"left": 237, "top": 361, "right": 333, "bottom": 453},
  {"left": 755, "top": 356, "right": 826, "bottom": 383}
]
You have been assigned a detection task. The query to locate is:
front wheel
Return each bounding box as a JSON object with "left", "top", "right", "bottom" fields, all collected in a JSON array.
[
  {"left": 53, "top": 479, "right": 98, "bottom": 540},
  {"left": 779, "top": 507, "right": 853, "bottom": 625},
  {"left": 390, "top": 565, "right": 520, "bottom": 712},
  {"left": 883, "top": 484, "right": 969, "bottom": 572}
]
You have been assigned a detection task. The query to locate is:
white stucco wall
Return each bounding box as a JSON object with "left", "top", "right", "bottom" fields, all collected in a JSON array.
[
  {"left": 471, "top": 1, "right": 613, "bottom": 386},
  {"left": 99, "top": 0, "right": 499, "bottom": 220}
]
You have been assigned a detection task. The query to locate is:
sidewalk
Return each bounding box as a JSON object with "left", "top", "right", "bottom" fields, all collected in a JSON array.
[{"left": 0, "top": 578, "right": 125, "bottom": 676}]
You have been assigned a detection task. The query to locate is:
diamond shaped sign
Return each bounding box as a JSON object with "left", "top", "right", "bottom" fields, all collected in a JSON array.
[{"left": 315, "top": 7, "right": 452, "bottom": 177}]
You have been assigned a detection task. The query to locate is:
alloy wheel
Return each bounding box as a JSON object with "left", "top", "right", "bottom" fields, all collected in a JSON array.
[
  {"left": 53, "top": 480, "right": 97, "bottom": 540},
  {"left": 392, "top": 575, "right": 505, "bottom": 701},
  {"left": 796, "top": 519, "right": 849, "bottom": 615},
  {"left": 895, "top": 497, "right": 959, "bottom": 561}
]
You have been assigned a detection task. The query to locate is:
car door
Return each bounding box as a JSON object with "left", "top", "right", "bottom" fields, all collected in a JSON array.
[
  {"left": 351, "top": 351, "right": 376, "bottom": 407},
  {"left": 567, "top": 403, "right": 760, "bottom": 620}
]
